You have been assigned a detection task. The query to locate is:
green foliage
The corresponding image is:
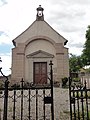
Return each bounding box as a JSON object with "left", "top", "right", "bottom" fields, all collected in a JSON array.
[
  {"left": 70, "top": 25, "right": 90, "bottom": 68},
  {"left": 72, "top": 77, "right": 80, "bottom": 82},
  {"left": 85, "top": 68, "right": 90, "bottom": 73},
  {"left": 69, "top": 54, "right": 84, "bottom": 73},
  {"left": 62, "top": 77, "right": 68, "bottom": 87},
  {"left": 82, "top": 25, "right": 90, "bottom": 65}
]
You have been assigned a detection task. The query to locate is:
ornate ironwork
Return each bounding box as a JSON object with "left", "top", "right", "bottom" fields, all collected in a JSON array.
[
  {"left": 69, "top": 77, "right": 90, "bottom": 120},
  {"left": 0, "top": 67, "right": 9, "bottom": 120},
  {"left": 0, "top": 61, "right": 54, "bottom": 120}
]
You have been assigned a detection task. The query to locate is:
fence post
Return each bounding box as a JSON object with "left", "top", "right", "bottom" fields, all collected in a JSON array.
[
  {"left": 3, "top": 78, "right": 9, "bottom": 120},
  {"left": 69, "top": 77, "right": 72, "bottom": 120},
  {"left": 21, "top": 78, "right": 24, "bottom": 120},
  {"left": 49, "top": 60, "right": 54, "bottom": 120}
]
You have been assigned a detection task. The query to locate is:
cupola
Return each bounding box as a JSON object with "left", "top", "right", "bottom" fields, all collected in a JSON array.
[{"left": 36, "top": 5, "right": 44, "bottom": 21}]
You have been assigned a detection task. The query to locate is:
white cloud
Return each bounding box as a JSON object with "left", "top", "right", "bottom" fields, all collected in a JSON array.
[
  {"left": 0, "top": 0, "right": 49, "bottom": 42},
  {"left": 0, "top": 0, "right": 7, "bottom": 6},
  {"left": 68, "top": 47, "right": 83, "bottom": 56},
  {"left": 0, "top": 31, "right": 12, "bottom": 45},
  {"left": 45, "top": 2, "right": 90, "bottom": 56},
  {"left": 49, "top": 0, "right": 90, "bottom": 5}
]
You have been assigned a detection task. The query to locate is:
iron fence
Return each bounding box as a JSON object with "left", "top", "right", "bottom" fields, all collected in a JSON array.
[
  {"left": 69, "top": 77, "right": 90, "bottom": 120},
  {"left": 0, "top": 60, "right": 54, "bottom": 120}
]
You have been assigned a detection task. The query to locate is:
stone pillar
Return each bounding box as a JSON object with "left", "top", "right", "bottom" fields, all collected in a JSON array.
[
  {"left": 63, "top": 48, "right": 69, "bottom": 77},
  {"left": 55, "top": 43, "right": 64, "bottom": 83},
  {"left": 11, "top": 43, "right": 25, "bottom": 84}
]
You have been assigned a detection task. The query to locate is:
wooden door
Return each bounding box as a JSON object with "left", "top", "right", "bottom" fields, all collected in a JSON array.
[{"left": 34, "top": 62, "right": 47, "bottom": 84}]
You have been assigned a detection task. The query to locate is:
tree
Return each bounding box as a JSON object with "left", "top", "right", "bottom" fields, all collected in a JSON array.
[
  {"left": 69, "top": 54, "right": 83, "bottom": 73},
  {"left": 82, "top": 25, "right": 90, "bottom": 65}
]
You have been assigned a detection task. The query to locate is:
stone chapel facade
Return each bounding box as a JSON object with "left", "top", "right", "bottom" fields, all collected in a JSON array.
[{"left": 11, "top": 5, "right": 69, "bottom": 85}]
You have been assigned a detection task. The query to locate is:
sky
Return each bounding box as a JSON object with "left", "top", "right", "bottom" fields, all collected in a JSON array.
[{"left": 0, "top": 0, "right": 90, "bottom": 75}]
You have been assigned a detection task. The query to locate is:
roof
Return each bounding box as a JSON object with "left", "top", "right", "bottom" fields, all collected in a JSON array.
[{"left": 12, "top": 6, "right": 68, "bottom": 46}]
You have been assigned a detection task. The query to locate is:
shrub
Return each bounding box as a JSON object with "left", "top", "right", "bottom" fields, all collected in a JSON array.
[
  {"left": 54, "top": 81, "right": 60, "bottom": 87},
  {"left": 62, "top": 77, "right": 68, "bottom": 87}
]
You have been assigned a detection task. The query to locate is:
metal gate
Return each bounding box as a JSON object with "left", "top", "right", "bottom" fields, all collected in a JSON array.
[
  {"left": 0, "top": 61, "right": 54, "bottom": 120},
  {"left": 69, "top": 77, "right": 90, "bottom": 120}
]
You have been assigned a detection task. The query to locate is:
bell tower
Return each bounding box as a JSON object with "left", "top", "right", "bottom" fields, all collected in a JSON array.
[{"left": 36, "top": 5, "right": 44, "bottom": 21}]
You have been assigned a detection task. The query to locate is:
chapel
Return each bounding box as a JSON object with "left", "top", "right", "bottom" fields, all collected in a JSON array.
[{"left": 11, "top": 5, "right": 69, "bottom": 85}]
